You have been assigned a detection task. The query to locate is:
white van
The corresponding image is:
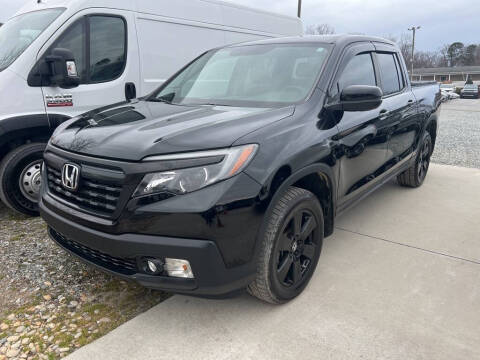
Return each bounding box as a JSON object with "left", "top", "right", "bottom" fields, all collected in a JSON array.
[{"left": 0, "top": 0, "right": 302, "bottom": 216}]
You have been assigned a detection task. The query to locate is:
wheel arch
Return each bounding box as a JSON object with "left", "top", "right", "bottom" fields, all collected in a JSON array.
[
  {"left": 262, "top": 163, "right": 336, "bottom": 238},
  {"left": 0, "top": 126, "right": 52, "bottom": 161},
  {"left": 0, "top": 113, "right": 70, "bottom": 161}
]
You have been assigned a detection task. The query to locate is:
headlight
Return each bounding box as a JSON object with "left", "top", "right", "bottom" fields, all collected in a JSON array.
[{"left": 133, "top": 144, "right": 258, "bottom": 197}]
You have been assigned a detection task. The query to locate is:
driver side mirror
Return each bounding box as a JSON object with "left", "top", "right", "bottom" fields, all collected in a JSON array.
[
  {"left": 339, "top": 85, "right": 383, "bottom": 111},
  {"left": 44, "top": 48, "right": 80, "bottom": 89},
  {"left": 326, "top": 85, "right": 383, "bottom": 112}
]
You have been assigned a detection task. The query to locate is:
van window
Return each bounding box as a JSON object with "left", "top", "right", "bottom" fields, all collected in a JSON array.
[
  {"left": 338, "top": 53, "right": 376, "bottom": 91},
  {"left": 89, "top": 16, "right": 126, "bottom": 82},
  {"left": 53, "top": 19, "right": 86, "bottom": 81},
  {"left": 0, "top": 8, "right": 64, "bottom": 72},
  {"left": 377, "top": 53, "right": 401, "bottom": 95},
  {"left": 45, "top": 15, "right": 126, "bottom": 84}
]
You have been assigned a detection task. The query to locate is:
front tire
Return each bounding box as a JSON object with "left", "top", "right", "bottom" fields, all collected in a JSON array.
[
  {"left": 397, "top": 132, "right": 432, "bottom": 188},
  {"left": 248, "top": 186, "right": 324, "bottom": 304},
  {"left": 0, "top": 143, "right": 46, "bottom": 216}
]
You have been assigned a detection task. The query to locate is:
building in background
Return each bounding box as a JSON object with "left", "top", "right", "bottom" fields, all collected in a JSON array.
[{"left": 411, "top": 66, "right": 480, "bottom": 85}]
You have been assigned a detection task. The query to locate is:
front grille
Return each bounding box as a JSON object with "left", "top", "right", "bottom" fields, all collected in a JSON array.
[
  {"left": 47, "top": 166, "right": 122, "bottom": 216},
  {"left": 49, "top": 227, "right": 137, "bottom": 275}
]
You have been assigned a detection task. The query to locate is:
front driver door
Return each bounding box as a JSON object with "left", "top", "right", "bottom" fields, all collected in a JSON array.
[
  {"left": 328, "top": 43, "right": 390, "bottom": 212},
  {"left": 39, "top": 10, "right": 140, "bottom": 127}
]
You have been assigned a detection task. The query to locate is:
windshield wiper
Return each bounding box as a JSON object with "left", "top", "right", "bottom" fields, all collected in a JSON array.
[
  {"left": 193, "top": 103, "right": 235, "bottom": 107},
  {"left": 148, "top": 98, "right": 172, "bottom": 104}
]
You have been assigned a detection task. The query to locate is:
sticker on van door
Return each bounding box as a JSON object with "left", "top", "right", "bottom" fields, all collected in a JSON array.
[{"left": 46, "top": 94, "right": 73, "bottom": 107}]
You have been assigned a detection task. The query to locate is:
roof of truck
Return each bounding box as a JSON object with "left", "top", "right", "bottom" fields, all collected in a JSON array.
[{"left": 226, "top": 34, "right": 397, "bottom": 48}]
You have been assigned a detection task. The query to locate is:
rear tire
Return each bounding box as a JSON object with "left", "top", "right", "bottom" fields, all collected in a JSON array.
[
  {"left": 248, "top": 186, "right": 324, "bottom": 304},
  {"left": 397, "top": 132, "right": 432, "bottom": 188},
  {"left": 0, "top": 143, "right": 46, "bottom": 216}
]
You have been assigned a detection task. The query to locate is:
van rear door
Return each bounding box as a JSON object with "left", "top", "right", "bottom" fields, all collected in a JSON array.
[{"left": 38, "top": 9, "right": 140, "bottom": 125}]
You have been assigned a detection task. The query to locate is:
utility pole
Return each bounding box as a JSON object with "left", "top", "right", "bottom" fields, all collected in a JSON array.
[
  {"left": 297, "top": 0, "right": 302, "bottom": 18},
  {"left": 407, "top": 26, "right": 421, "bottom": 81}
]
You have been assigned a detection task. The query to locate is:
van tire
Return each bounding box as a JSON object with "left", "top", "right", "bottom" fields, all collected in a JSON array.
[
  {"left": 247, "top": 186, "right": 324, "bottom": 304},
  {"left": 0, "top": 143, "right": 46, "bottom": 217}
]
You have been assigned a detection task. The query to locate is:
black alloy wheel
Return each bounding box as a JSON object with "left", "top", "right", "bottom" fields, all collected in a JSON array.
[
  {"left": 275, "top": 209, "right": 318, "bottom": 288},
  {"left": 248, "top": 186, "right": 324, "bottom": 304},
  {"left": 397, "top": 132, "right": 432, "bottom": 188},
  {"left": 417, "top": 136, "right": 431, "bottom": 182}
]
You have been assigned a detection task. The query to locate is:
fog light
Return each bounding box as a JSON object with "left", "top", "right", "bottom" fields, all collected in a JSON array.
[
  {"left": 165, "top": 258, "right": 194, "bottom": 278},
  {"left": 148, "top": 260, "right": 158, "bottom": 273},
  {"left": 141, "top": 258, "right": 164, "bottom": 275}
]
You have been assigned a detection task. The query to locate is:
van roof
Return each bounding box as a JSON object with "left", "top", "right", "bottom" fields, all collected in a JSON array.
[
  {"left": 14, "top": 0, "right": 300, "bottom": 22},
  {"left": 14, "top": 0, "right": 302, "bottom": 37}
]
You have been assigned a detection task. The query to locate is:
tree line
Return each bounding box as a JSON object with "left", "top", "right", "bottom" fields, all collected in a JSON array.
[{"left": 306, "top": 24, "right": 480, "bottom": 69}]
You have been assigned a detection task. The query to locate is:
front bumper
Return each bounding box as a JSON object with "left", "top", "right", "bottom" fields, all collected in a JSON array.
[
  {"left": 40, "top": 197, "right": 256, "bottom": 296},
  {"left": 461, "top": 92, "right": 479, "bottom": 98}
]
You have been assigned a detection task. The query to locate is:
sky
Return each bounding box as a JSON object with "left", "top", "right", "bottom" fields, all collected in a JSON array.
[{"left": 1, "top": 0, "right": 478, "bottom": 51}]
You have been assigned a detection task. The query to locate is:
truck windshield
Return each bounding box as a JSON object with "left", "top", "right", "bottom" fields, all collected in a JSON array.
[
  {"left": 0, "top": 8, "right": 64, "bottom": 72},
  {"left": 151, "top": 43, "right": 331, "bottom": 107}
]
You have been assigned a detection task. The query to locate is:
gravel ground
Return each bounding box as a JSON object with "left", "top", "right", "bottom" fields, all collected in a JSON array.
[
  {"left": 0, "top": 203, "right": 169, "bottom": 360},
  {"left": 431, "top": 98, "right": 480, "bottom": 168}
]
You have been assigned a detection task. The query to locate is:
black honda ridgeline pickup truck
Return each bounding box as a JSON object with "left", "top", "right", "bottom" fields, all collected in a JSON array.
[{"left": 40, "top": 36, "right": 441, "bottom": 304}]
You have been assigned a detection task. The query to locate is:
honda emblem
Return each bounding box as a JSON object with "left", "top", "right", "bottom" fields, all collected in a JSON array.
[{"left": 61, "top": 163, "right": 80, "bottom": 191}]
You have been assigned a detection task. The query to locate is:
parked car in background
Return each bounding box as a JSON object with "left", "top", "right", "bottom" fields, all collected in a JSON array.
[
  {"left": 0, "top": 0, "right": 302, "bottom": 216},
  {"left": 441, "top": 90, "right": 460, "bottom": 100},
  {"left": 440, "top": 83, "right": 455, "bottom": 97},
  {"left": 40, "top": 35, "right": 441, "bottom": 303},
  {"left": 440, "top": 83, "right": 455, "bottom": 92},
  {"left": 460, "top": 84, "right": 479, "bottom": 99}
]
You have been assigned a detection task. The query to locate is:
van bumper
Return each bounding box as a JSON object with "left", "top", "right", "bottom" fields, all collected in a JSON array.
[{"left": 40, "top": 197, "right": 256, "bottom": 297}]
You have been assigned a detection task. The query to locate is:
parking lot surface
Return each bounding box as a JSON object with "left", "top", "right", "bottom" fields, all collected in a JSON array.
[
  {"left": 65, "top": 163, "right": 480, "bottom": 360},
  {"left": 431, "top": 98, "right": 480, "bottom": 168}
]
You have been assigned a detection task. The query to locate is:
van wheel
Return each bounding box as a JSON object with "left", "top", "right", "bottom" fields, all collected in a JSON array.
[
  {"left": 397, "top": 132, "right": 432, "bottom": 188},
  {"left": 0, "top": 143, "right": 46, "bottom": 216},
  {"left": 248, "top": 187, "right": 324, "bottom": 304}
]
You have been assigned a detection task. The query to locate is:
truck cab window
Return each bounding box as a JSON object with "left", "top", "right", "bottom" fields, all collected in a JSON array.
[
  {"left": 338, "top": 53, "right": 376, "bottom": 92},
  {"left": 377, "top": 53, "right": 401, "bottom": 95},
  {"left": 89, "top": 16, "right": 126, "bottom": 82},
  {"left": 393, "top": 53, "right": 405, "bottom": 89}
]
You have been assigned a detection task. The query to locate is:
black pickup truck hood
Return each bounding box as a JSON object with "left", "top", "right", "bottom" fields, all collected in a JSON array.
[{"left": 50, "top": 100, "right": 294, "bottom": 161}]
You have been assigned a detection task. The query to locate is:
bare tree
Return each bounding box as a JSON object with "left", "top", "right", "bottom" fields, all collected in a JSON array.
[
  {"left": 463, "top": 44, "right": 477, "bottom": 66},
  {"left": 387, "top": 33, "right": 443, "bottom": 69},
  {"left": 438, "top": 44, "right": 450, "bottom": 67},
  {"left": 305, "top": 23, "right": 335, "bottom": 35},
  {"left": 447, "top": 42, "right": 464, "bottom": 67}
]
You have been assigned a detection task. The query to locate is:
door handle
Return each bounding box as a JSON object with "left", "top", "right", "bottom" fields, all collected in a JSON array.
[
  {"left": 408, "top": 99, "right": 414, "bottom": 104},
  {"left": 379, "top": 109, "right": 389, "bottom": 119},
  {"left": 125, "top": 82, "right": 136, "bottom": 101}
]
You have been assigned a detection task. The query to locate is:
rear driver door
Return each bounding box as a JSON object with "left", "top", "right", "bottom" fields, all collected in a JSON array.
[{"left": 39, "top": 10, "right": 140, "bottom": 126}]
